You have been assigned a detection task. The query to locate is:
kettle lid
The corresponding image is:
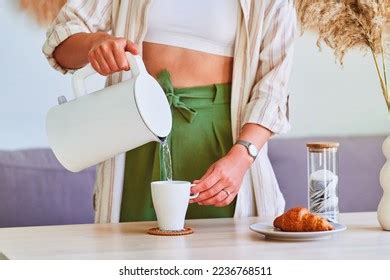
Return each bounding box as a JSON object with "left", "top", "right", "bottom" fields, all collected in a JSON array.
[{"left": 134, "top": 75, "right": 172, "bottom": 138}]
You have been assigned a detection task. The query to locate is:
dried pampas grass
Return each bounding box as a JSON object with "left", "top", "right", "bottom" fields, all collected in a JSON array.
[
  {"left": 296, "top": 0, "right": 390, "bottom": 111},
  {"left": 20, "top": 0, "right": 66, "bottom": 26}
]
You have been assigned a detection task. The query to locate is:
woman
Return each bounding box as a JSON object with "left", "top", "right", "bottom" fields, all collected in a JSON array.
[{"left": 43, "top": 0, "right": 297, "bottom": 223}]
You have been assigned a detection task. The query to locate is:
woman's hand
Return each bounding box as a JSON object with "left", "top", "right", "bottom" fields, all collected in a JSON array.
[
  {"left": 190, "top": 144, "right": 253, "bottom": 207},
  {"left": 88, "top": 33, "right": 138, "bottom": 76}
]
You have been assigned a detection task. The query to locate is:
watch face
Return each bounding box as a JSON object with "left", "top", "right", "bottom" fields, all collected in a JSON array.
[{"left": 248, "top": 144, "right": 258, "bottom": 157}]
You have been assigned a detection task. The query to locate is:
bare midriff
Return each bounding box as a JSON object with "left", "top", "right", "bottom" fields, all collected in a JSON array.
[{"left": 142, "top": 42, "right": 233, "bottom": 88}]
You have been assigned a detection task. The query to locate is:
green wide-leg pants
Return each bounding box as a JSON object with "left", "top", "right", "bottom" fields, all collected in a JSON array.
[{"left": 120, "top": 70, "right": 236, "bottom": 222}]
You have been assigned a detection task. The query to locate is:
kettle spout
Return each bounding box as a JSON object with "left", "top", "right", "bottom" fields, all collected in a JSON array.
[{"left": 158, "top": 136, "right": 167, "bottom": 143}]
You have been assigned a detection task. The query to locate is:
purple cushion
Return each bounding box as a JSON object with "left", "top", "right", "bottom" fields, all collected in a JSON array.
[
  {"left": 269, "top": 135, "right": 386, "bottom": 212},
  {"left": 0, "top": 149, "right": 95, "bottom": 227}
]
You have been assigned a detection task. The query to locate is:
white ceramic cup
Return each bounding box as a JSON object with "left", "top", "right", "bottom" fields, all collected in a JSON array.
[{"left": 151, "top": 181, "right": 199, "bottom": 231}]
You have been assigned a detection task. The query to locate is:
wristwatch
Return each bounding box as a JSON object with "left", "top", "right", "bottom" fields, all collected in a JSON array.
[{"left": 235, "top": 140, "right": 258, "bottom": 161}]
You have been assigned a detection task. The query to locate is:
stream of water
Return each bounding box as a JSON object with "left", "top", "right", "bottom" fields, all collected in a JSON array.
[{"left": 159, "top": 139, "right": 173, "bottom": 181}]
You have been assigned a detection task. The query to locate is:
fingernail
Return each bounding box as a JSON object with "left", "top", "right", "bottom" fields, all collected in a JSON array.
[{"left": 198, "top": 202, "right": 203, "bottom": 205}]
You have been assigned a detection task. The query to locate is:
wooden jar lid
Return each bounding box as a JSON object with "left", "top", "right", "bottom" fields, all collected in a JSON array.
[{"left": 306, "top": 142, "right": 339, "bottom": 152}]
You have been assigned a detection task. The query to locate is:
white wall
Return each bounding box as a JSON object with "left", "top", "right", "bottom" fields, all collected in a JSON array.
[
  {"left": 288, "top": 33, "right": 390, "bottom": 138},
  {"left": 0, "top": 2, "right": 389, "bottom": 150}
]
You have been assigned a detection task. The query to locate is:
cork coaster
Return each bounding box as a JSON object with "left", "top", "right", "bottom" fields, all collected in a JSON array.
[{"left": 147, "top": 227, "right": 193, "bottom": 236}]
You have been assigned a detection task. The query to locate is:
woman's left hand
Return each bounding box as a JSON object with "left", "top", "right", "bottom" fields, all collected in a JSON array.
[{"left": 190, "top": 145, "right": 253, "bottom": 207}]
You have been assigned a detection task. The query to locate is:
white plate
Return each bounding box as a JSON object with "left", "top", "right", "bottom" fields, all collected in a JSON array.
[{"left": 249, "top": 222, "right": 347, "bottom": 241}]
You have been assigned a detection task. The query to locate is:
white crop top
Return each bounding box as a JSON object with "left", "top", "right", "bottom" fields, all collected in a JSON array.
[{"left": 145, "top": 0, "right": 239, "bottom": 57}]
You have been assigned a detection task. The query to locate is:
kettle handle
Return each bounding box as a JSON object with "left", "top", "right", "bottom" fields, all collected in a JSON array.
[{"left": 72, "top": 53, "right": 147, "bottom": 98}]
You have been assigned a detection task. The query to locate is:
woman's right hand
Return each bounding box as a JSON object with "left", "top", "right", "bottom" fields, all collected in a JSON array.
[{"left": 88, "top": 33, "right": 138, "bottom": 76}]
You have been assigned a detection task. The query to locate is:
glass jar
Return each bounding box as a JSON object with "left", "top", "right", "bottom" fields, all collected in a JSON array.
[{"left": 306, "top": 142, "right": 340, "bottom": 223}]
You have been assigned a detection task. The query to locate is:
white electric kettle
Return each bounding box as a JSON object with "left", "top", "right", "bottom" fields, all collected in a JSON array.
[{"left": 46, "top": 53, "right": 172, "bottom": 172}]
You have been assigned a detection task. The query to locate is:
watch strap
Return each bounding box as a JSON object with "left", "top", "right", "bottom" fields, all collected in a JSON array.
[{"left": 236, "top": 140, "right": 251, "bottom": 147}]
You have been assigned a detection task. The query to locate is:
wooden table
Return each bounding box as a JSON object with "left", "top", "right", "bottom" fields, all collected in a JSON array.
[{"left": 0, "top": 212, "right": 389, "bottom": 259}]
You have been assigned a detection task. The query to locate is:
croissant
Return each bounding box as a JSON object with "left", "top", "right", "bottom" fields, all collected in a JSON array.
[{"left": 273, "top": 207, "right": 334, "bottom": 232}]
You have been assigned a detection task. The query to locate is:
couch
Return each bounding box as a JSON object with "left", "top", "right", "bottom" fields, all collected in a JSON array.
[{"left": 0, "top": 135, "right": 386, "bottom": 227}]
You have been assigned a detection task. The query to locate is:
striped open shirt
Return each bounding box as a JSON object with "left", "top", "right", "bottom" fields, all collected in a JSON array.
[{"left": 43, "top": 0, "right": 297, "bottom": 223}]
